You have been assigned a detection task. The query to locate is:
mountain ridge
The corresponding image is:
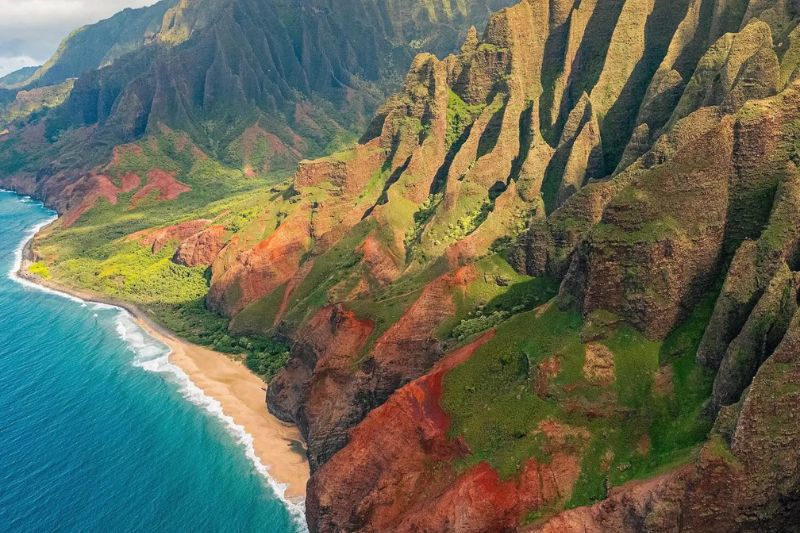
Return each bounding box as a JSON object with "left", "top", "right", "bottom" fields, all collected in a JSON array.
[{"left": 5, "top": 0, "right": 800, "bottom": 531}]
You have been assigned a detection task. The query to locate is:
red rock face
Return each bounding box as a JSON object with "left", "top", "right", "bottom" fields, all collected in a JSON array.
[
  {"left": 309, "top": 311, "right": 800, "bottom": 533},
  {"left": 173, "top": 225, "right": 226, "bottom": 267},
  {"left": 60, "top": 174, "right": 124, "bottom": 228},
  {"left": 15, "top": 151, "right": 190, "bottom": 228},
  {"left": 207, "top": 210, "right": 313, "bottom": 316},
  {"left": 308, "top": 331, "right": 584, "bottom": 532},
  {"left": 307, "top": 333, "right": 492, "bottom": 531},
  {"left": 273, "top": 260, "right": 316, "bottom": 324},
  {"left": 369, "top": 265, "right": 476, "bottom": 394},
  {"left": 131, "top": 219, "right": 211, "bottom": 253},
  {"left": 356, "top": 236, "right": 402, "bottom": 287},
  {"left": 269, "top": 266, "right": 476, "bottom": 469},
  {"left": 130, "top": 169, "right": 191, "bottom": 207},
  {"left": 524, "top": 448, "right": 746, "bottom": 533},
  {"left": 118, "top": 172, "right": 141, "bottom": 193},
  {"left": 267, "top": 304, "right": 376, "bottom": 461}
]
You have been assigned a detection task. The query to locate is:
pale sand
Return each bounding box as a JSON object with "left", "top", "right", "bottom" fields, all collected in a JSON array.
[
  {"left": 134, "top": 317, "right": 310, "bottom": 500},
  {"left": 17, "top": 249, "right": 309, "bottom": 499}
]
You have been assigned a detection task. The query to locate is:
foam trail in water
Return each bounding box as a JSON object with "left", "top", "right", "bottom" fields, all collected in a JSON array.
[
  {"left": 115, "top": 314, "right": 308, "bottom": 530},
  {"left": 8, "top": 213, "right": 65, "bottom": 288},
  {"left": 6, "top": 194, "right": 308, "bottom": 531}
]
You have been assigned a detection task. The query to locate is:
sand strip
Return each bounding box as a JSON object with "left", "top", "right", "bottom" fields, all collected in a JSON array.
[
  {"left": 15, "top": 235, "right": 309, "bottom": 500},
  {"left": 132, "top": 314, "right": 310, "bottom": 500}
]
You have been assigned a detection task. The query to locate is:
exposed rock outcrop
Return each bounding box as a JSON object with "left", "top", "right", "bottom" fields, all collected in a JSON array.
[
  {"left": 289, "top": 2, "right": 800, "bottom": 531},
  {"left": 173, "top": 225, "right": 226, "bottom": 267},
  {"left": 529, "top": 308, "right": 800, "bottom": 531},
  {"left": 9, "top": 0, "right": 800, "bottom": 531}
]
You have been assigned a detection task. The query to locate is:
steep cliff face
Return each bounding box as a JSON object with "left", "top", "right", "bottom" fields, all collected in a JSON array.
[
  {"left": 516, "top": 2, "right": 800, "bottom": 371},
  {"left": 6, "top": 0, "right": 185, "bottom": 91},
  {"left": 0, "top": 0, "right": 516, "bottom": 213},
  {"left": 205, "top": 0, "right": 800, "bottom": 530},
  {"left": 10, "top": 0, "right": 800, "bottom": 530}
]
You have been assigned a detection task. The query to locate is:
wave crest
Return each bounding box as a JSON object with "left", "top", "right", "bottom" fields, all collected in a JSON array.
[
  {"left": 115, "top": 314, "right": 308, "bottom": 529},
  {"left": 8, "top": 196, "right": 308, "bottom": 532}
]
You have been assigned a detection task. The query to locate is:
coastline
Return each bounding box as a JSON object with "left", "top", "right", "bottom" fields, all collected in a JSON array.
[{"left": 11, "top": 208, "right": 310, "bottom": 505}]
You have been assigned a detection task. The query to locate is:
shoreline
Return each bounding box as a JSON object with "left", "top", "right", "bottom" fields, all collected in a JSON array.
[{"left": 10, "top": 206, "right": 310, "bottom": 505}]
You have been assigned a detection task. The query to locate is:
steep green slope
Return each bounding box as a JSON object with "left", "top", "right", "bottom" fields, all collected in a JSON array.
[
  {"left": 0, "top": 67, "right": 39, "bottom": 89},
  {"left": 21, "top": 0, "right": 181, "bottom": 89},
  {"left": 55, "top": 0, "right": 521, "bottom": 164},
  {"left": 0, "top": 0, "right": 518, "bottom": 197},
  {"left": 4, "top": 0, "right": 514, "bottom": 378},
  {"left": 12, "top": 0, "right": 800, "bottom": 530}
]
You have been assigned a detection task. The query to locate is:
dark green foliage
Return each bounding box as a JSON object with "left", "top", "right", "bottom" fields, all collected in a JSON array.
[
  {"left": 149, "top": 298, "right": 290, "bottom": 381},
  {"left": 484, "top": 277, "right": 559, "bottom": 316},
  {"left": 446, "top": 91, "right": 484, "bottom": 148},
  {"left": 442, "top": 292, "right": 717, "bottom": 510},
  {"left": 43, "top": 0, "right": 518, "bottom": 176},
  {"left": 246, "top": 348, "right": 291, "bottom": 381}
]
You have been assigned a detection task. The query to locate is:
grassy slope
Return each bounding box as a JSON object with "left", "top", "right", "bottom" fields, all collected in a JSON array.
[
  {"left": 442, "top": 288, "right": 717, "bottom": 516},
  {"left": 34, "top": 133, "right": 294, "bottom": 379}
]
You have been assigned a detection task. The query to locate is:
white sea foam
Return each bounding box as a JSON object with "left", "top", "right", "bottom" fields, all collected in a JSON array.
[
  {"left": 8, "top": 212, "right": 64, "bottom": 289},
  {"left": 115, "top": 314, "right": 308, "bottom": 530},
  {"left": 8, "top": 195, "right": 308, "bottom": 531}
]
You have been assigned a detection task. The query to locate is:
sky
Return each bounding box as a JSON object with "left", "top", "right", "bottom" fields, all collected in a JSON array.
[{"left": 0, "top": 0, "right": 158, "bottom": 77}]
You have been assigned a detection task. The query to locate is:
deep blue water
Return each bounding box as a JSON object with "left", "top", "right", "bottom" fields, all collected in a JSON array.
[{"left": 0, "top": 191, "right": 302, "bottom": 532}]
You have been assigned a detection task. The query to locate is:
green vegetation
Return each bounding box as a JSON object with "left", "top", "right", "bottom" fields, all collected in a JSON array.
[
  {"left": 446, "top": 90, "right": 484, "bottom": 148},
  {"left": 28, "top": 261, "right": 51, "bottom": 279},
  {"left": 439, "top": 255, "right": 559, "bottom": 341},
  {"left": 33, "top": 133, "right": 294, "bottom": 381},
  {"left": 0, "top": 80, "right": 74, "bottom": 128},
  {"left": 148, "top": 298, "right": 290, "bottom": 381},
  {"left": 230, "top": 283, "right": 288, "bottom": 336},
  {"left": 283, "top": 220, "right": 374, "bottom": 326},
  {"left": 56, "top": 242, "right": 209, "bottom": 304},
  {"left": 40, "top": 133, "right": 278, "bottom": 260},
  {"left": 442, "top": 294, "right": 716, "bottom": 510},
  {"left": 443, "top": 306, "right": 584, "bottom": 479},
  {"left": 49, "top": 238, "right": 290, "bottom": 381},
  {"left": 405, "top": 193, "right": 443, "bottom": 262},
  {"left": 450, "top": 310, "right": 509, "bottom": 340}
]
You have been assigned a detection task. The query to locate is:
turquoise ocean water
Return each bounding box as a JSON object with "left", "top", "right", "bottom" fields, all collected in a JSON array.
[{"left": 0, "top": 191, "right": 303, "bottom": 532}]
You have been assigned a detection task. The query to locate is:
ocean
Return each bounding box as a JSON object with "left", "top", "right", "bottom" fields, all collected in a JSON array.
[{"left": 0, "top": 191, "right": 303, "bottom": 532}]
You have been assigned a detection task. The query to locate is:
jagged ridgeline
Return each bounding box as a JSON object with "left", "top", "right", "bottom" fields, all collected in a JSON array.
[
  {"left": 217, "top": 0, "right": 800, "bottom": 332},
  {"left": 0, "top": 0, "right": 520, "bottom": 183},
  {"left": 9, "top": 0, "right": 800, "bottom": 529},
  {"left": 186, "top": 0, "right": 800, "bottom": 529}
]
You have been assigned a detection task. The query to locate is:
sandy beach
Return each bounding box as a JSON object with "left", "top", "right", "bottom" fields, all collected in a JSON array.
[
  {"left": 16, "top": 238, "right": 310, "bottom": 501},
  {"left": 132, "top": 313, "right": 310, "bottom": 501}
]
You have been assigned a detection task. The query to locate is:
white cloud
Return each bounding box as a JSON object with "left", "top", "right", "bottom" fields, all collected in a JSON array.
[
  {"left": 0, "top": 55, "right": 39, "bottom": 78},
  {"left": 0, "top": 0, "right": 158, "bottom": 76}
]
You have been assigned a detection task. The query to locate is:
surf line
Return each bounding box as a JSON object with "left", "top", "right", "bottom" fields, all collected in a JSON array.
[{"left": 5, "top": 193, "right": 308, "bottom": 531}]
